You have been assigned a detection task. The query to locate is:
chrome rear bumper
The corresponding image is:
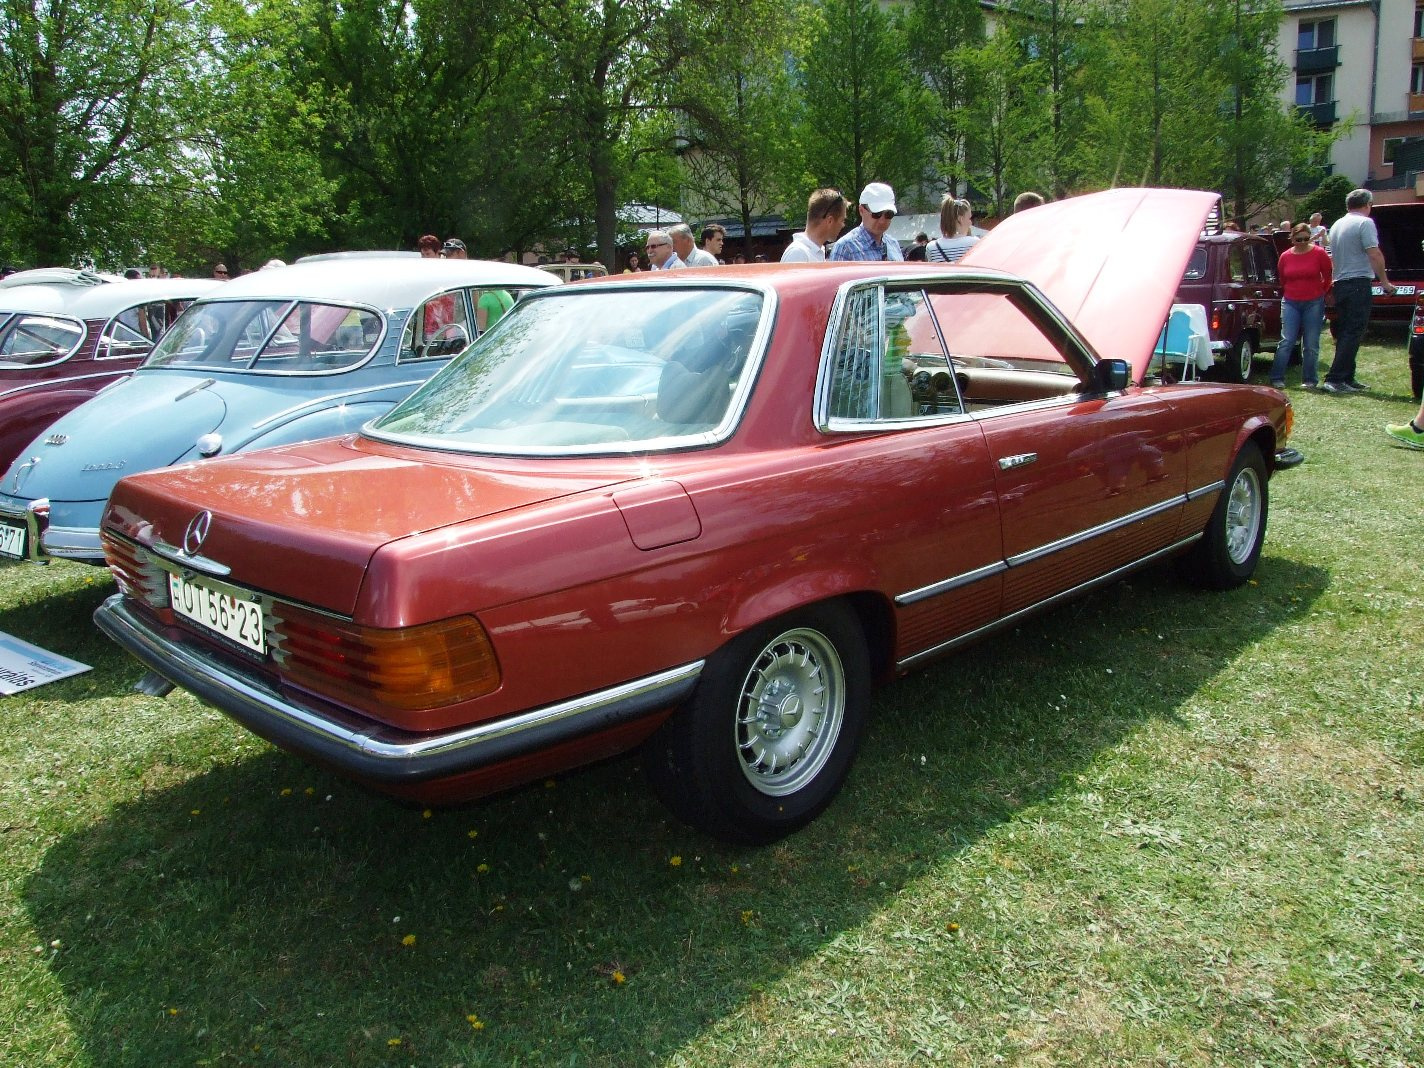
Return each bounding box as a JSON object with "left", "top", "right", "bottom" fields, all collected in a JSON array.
[{"left": 94, "top": 593, "right": 703, "bottom": 784}]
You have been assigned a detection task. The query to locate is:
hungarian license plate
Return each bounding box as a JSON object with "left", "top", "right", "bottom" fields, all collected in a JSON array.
[
  {"left": 0, "top": 522, "right": 25, "bottom": 560},
  {"left": 168, "top": 572, "right": 265, "bottom": 655}
]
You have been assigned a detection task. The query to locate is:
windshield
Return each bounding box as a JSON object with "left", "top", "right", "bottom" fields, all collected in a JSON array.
[
  {"left": 370, "top": 286, "right": 764, "bottom": 453},
  {"left": 0, "top": 313, "right": 85, "bottom": 368},
  {"left": 145, "top": 299, "right": 383, "bottom": 373}
]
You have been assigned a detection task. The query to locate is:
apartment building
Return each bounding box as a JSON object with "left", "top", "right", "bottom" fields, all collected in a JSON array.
[{"left": 1279, "top": 0, "right": 1424, "bottom": 203}]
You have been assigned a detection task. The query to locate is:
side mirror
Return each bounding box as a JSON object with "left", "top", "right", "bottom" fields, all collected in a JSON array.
[{"left": 1092, "top": 358, "right": 1131, "bottom": 393}]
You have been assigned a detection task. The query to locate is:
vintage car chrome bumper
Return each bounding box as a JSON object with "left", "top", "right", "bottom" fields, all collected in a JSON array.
[
  {"left": 0, "top": 496, "right": 103, "bottom": 564},
  {"left": 94, "top": 593, "right": 704, "bottom": 784}
]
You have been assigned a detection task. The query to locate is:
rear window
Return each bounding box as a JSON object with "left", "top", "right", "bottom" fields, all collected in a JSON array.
[
  {"left": 1182, "top": 247, "right": 1207, "bottom": 281},
  {"left": 370, "top": 286, "right": 764, "bottom": 454},
  {"left": 145, "top": 299, "right": 383, "bottom": 373},
  {"left": 0, "top": 313, "right": 84, "bottom": 368}
]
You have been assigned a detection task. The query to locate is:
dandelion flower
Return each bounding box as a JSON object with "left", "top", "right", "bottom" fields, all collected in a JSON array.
[
  {"left": 467, "top": 1014, "right": 484, "bottom": 1031},
  {"left": 477, "top": 863, "right": 490, "bottom": 874},
  {"left": 467, "top": 829, "right": 479, "bottom": 839},
  {"left": 387, "top": 1037, "right": 401, "bottom": 1047},
  {"left": 401, "top": 934, "right": 417, "bottom": 946},
  {"left": 611, "top": 970, "right": 626, "bottom": 985},
  {"left": 280, "top": 788, "right": 292, "bottom": 797},
  {"left": 669, "top": 855, "right": 682, "bottom": 868},
  {"left": 422, "top": 808, "right": 433, "bottom": 819},
  {"left": 190, "top": 809, "right": 201, "bottom": 816}
]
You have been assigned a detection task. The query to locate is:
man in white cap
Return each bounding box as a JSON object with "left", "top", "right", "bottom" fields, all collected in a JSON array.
[{"left": 830, "top": 182, "right": 903, "bottom": 261}]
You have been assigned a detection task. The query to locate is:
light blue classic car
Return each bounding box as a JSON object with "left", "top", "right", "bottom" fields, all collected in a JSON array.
[{"left": 0, "top": 255, "right": 556, "bottom": 563}]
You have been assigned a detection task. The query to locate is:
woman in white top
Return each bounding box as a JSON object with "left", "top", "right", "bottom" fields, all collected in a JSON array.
[{"left": 925, "top": 196, "right": 978, "bottom": 263}]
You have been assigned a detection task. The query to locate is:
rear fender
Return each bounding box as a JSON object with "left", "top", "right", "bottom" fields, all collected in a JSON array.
[{"left": 721, "top": 566, "right": 897, "bottom": 681}]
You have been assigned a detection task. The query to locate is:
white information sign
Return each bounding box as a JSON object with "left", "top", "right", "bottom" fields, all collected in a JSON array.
[{"left": 0, "top": 630, "right": 92, "bottom": 695}]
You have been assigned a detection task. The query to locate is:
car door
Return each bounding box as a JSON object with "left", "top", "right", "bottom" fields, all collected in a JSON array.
[
  {"left": 819, "top": 282, "right": 1006, "bottom": 666},
  {"left": 929, "top": 284, "right": 1188, "bottom": 618}
]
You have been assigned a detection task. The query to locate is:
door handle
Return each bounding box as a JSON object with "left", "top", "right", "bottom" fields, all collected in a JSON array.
[{"left": 998, "top": 452, "right": 1038, "bottom": 471}]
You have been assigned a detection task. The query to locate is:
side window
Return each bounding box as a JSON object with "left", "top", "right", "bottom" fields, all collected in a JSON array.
[
  {"left": 925, "top": 286, "right": 1082, "bottom": 410},
  {"left": 827, "top": 287, "right": 884, "bottom": 420},
  {"left": 1228, "top": 243, "right": 1255, "bottom": 282},
  {"left": 0, "top": 314, "right": 84, "bottom": 367},
  {"left": 825, "top": 283, "right": 1083, "bottom": 425},
  {"left": 1253, "top": 242, "right": 1279, "bottom": 283},
  {"left": 400, "top": 290, "right": 471, "bottom": 361}
]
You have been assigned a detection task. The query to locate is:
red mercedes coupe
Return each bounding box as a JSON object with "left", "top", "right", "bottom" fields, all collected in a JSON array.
[{"left": 94, "top": 188, "right": 1294, "bottom": 844}]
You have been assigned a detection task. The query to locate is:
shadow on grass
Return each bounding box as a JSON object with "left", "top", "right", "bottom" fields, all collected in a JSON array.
[{"left": 24, "top": 557, "right": 1327, "bottom": 1066}]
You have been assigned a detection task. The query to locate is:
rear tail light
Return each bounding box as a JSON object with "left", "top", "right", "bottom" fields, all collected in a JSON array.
[
  {"left": 271, "top": 604, "right": 501, "bottom": 714},
  {"left": 101, "top": 531, "right": 168, "bottom": 609},
  {"left": 1211, "top": 309, "right": 1221, "bottom": 332}
]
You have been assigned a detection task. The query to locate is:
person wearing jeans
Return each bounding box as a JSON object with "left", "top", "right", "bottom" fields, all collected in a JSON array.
[
  {"left": 1270, "top": 222, "right": 1332, "bottom": 389},
  {"left": 1322, "top": 188, "right": 1395, "bottom": 393}
]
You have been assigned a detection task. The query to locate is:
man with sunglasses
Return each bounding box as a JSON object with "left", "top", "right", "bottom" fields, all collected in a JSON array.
[
  {"left": 645, "top": 231, "right": 684, "bottom": 270},
  {"left": 830, "top": 182, "right": 903, "bottom": 262}
]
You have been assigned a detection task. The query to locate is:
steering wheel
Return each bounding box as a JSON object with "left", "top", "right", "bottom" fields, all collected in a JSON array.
[{"left": 421, "top": 322, "right": 469, "bottom": 359}]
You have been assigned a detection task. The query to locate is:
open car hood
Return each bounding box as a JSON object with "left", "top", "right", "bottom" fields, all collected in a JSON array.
[{"left": 963, "top": 188, "right": 1217, "bottom": 381}]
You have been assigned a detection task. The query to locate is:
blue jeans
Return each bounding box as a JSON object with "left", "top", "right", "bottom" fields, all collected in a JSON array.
[
  {"left": 1270, "top": 295, "right": 1324, "bottom": 384},
  {"left": 1326, "top": 277, "right": 1373, "bottom": 385}
]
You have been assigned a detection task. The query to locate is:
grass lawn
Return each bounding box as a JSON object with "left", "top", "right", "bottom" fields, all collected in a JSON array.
[{"left": 1, "top": 339, "right": 1420, "bottom": 1067}]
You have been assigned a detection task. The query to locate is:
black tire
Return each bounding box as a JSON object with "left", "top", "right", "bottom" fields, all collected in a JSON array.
[
  {"left": 644, "top": 602, "right": 871, "bottom": 845},
  {"left": 1177, "top": 441, "right": 1268, "bottom": 590},
  {"left": 1224, "top": 335, "right": 1254, "bottom": 383}
]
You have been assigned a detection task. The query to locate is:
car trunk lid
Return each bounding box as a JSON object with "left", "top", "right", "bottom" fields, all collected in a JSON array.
[{"left": 103, "top": 435, "right": 638, "bottom": 616}]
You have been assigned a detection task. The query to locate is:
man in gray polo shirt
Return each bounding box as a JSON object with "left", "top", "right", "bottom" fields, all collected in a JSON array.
[{"left": 1322, "top": 188, "right": 1395, "bottom": 393}]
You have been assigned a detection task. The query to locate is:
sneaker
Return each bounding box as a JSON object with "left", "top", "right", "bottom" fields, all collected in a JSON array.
[
  {"left": 1344, "top": 380, "right": 1369, "bottom": 392},
  {"left": 1384, "top": 422, "right": 1424, "bottom": 450},
  {"left": 1318, "top": 381, "right": 1349, "bottom": 394},
  {"left": 1270, "top": 379, "right": 1286, "bottom": 389},
  {"left": 1303, "top": 381, "right": 1319, "bottom": 391}
]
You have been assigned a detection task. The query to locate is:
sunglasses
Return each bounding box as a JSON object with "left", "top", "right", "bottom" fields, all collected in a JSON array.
[{"left": 868, "top": 209, "right": 895, "bottom": 220}]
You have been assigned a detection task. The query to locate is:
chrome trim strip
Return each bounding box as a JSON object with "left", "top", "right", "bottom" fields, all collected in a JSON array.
[
  {"left": 0, "top": 370, "right": 123, "bottom": 400},
  {"left": 249, "top": 380, "right": 425, "bottom": 431},
  {"left": 895, "top": 560, "right": 1007, "bottom": 607},
  {"left": 1006, "top": 495, "right": 1183, "bottom": 568},
  {"left": 896, "top": 534, "right": 1202, "bottom": 670},
  {"left": 1186, "top": 479, "right": 1225, "bottom": 501},
  {"left": 94, "top": 593, "right": 703, "bottom": 784},
  {"left": 143, "top": 537, "right": 233, "bottom": 577}
]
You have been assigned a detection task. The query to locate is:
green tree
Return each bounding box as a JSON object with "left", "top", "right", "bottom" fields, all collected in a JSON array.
[
  {"left": 998, "top": 0, "right": 1093, "bottom": 198},
  {"left": 676, "top": 0, "right": 803, "bottom": 259},
  {"left": 902, "top": 0, "right": 987, "bottom": 195},
  {"left": 0, "top": 0, "right": 213, "bottom": 267},
  {"left": 955, "top": 32, "right": 1051, "bottom": 217},
  {"left": 1207, "top": 0, "right": 1323, "bottom": 220},
  {"left": 522, "top": 0, "right": 716, "bottom": 266},
  {"left": 794, "top": 0, "right": 930, "bottom": 208}
]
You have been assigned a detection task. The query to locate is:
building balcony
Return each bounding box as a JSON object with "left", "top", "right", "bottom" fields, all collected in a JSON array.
[
  {"left": 1414, "top": 38, "right": 1424, "bottom": 62},
  {"left": 1411, "top": 93, "right": 1424, "bottom": 117},
  {"left": 1295, "top": 45, "right": 1339, "bottom": 74},
  {"left": 1296, "top": 101, "right": 1337, "bottom": 126}
]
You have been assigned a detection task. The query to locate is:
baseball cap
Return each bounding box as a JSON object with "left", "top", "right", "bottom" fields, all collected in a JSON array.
[
  {"left": 441, "top": 238, "right": 467, "bottom": 253},
  {"left": 859, "top": 182, "right": 897, "bottom": 214}
]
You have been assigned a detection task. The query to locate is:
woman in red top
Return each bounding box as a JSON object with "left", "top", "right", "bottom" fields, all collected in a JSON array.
[{"left": 1269, "top": 221, "right": 1333, "bottom": 389}]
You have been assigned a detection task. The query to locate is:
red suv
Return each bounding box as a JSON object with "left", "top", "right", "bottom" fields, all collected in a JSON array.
[{"left": 1174, "top": 232, "right": 1282, "bottom": 382}]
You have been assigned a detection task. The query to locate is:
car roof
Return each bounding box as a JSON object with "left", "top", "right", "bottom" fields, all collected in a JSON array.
[
  {"left": 200, "top": 257, "right": 558, "bottom": 308},
  {"left": 0, "top": 276, "right": 222, "bottom": 317}
]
